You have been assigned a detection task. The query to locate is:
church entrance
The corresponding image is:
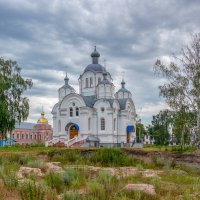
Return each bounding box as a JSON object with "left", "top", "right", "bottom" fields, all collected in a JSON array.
[{"left": 65, "top": 123, "right": 79, "bottom": 140}]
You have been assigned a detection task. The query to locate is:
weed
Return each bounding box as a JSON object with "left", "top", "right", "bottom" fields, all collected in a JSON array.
[
  {"left": 2, "top": 172, "right": 18, "bottom": 189},
  {"left": 63, "top": 191, "right": 81, "bottom": 200},
  {"left": 20, "top": 181, "right": 45, "bottom": 200},
  {"left": 45, "top": 172, "right": 63, "bottom": 192},
  {"left": 86, "top": 181, "right": 106, "bottom": 200}
]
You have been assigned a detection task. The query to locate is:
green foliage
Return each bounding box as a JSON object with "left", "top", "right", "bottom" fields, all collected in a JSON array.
[
  {"left": 147, "top": 109, "right": 172, "bottom": 145},
  {"left": 20, "top": 181, "right": 45, "bottom": 200},
  {"left": 136, "top": 122, "right": 145, "bottom": 142},
  {"left": 86, "top": 181, "right": 106, "bottom": 200},
  {"left": 154, "top": 33, "right": 200, "bottom": 142},
  {"left": 61, "top": 169, "right": 77, "bottom": 186},
  {"left": 45, "top": 172, "right": 62, "bottom": 192},
  {"left": 0, "top": 58, "right": 33, "bottom": 137},
  {"left": 47, "top": 149, "right": 83, "bottom": 164},
  {"left": 63, "top": 191, "right": 81, "bottom": 200},
  {"left": 2, "top": 172, "right": 18, "bottom": 189},
  {"left": 89, "top": 148, "right": 134, "bottom": 167}
]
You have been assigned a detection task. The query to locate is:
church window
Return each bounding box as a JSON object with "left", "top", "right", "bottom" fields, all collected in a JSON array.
[
  {"left": 35, "top": 135, "right": 37, "bottom": 140},
  {"left": 98, "top": 77, "right": 101, "bottom": 84},
  {"left": 17, "top": 134, "right": 19, "bottom": 139},
  {"left": 101, "top": 107, "right": 105, "bottom": 112},
  {"left": 22, "top": 134, "right": 24, "bottom": 139},
  {"left": 76, "top": 107, "right": 79, "bottom": 116},
  {"left": 12, "top": 133, "right": 14, "bottom": 139},
  {"left": 90, "top": 77, "right": 93, "bottom": 87},
  {"left": 101, "top": 118, "right": 105, "bottom": 131},
  {"left": 70, "top": 107, "right": 73, "bottom": 117},
  {"left": 58, "top": 120, "right": 61, "bottom": 132},
  {"left": 26, "top": 134, "right": 28, "bottom": 139},
  {"left": 86, "top": 78, "right": 89, "bottom": 88},
  {"left": 30, "top": 135, "right": 32, "bottom": 140},
  {"left": 114, "top": 118, "right": 116, "bottom": 131},
  {"left": 88, "top": 118, "right": 91, "bottom": 130}
]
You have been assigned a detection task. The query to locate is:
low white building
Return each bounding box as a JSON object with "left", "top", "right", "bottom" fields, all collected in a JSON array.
[{"left": 52, "top": 47, "right": 136, "bottom": 146}]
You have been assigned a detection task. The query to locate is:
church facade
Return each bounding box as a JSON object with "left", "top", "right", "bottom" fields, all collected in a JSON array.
[{"left": 52, "top": 47, "right": 136, "bottom": 146}]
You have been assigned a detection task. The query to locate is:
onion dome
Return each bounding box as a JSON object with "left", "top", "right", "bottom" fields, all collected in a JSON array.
[
  {"left": 91, "top": 46, "right": 100, "bottom": 59},
  {"left": 60, "top": 73, "right": 75, "bottom": 90},
  {"left": 37, "top": 111, "right": 48, "bottom": 124},
  {"left": 116, "top": 78, "right": 131, "bottom": 99},
  {"left": 84, "top": 46, "right": 106, "bottom": 73},
  {"left": 117, "top": 79, "right": 130, "bottom": 93}
]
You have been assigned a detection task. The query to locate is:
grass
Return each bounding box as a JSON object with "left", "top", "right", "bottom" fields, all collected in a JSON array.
[{"left": 0, "top": 146, "right": 199, "bottom": 199}]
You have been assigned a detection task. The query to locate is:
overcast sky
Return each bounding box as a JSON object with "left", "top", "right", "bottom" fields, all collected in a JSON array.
[{"left": 0, "top": 0, "right": 200, "bottom": 126}]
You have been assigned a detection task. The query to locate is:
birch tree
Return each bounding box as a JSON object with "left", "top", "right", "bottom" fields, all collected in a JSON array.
[
  {"left": 0, "top": 58, "right": 32, "bottom": 138},
  {"left": 154, "top": 33, "right": 200, "bottom": 144}
]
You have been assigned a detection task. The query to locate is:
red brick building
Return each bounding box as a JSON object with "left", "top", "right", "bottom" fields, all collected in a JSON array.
[{"left": 11, "top": 112, "right": 53, "bottom": 145}]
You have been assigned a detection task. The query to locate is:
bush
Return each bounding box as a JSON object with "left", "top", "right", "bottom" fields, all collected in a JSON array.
[
  {"left": 61, "top": 170, "right": 77, "bottom": 186},
  {"left": 20, "top": 181, "right": 45, "bottom": 200}
]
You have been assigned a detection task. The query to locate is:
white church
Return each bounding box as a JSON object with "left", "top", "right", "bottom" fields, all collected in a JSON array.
[{"left": 51, "top": 47, "right": 136, "bottom": 146}]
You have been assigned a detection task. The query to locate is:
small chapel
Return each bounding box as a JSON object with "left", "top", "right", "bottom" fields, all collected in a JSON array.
[{"left": 51, "top": 47, "right": 136, "bottom": 146}]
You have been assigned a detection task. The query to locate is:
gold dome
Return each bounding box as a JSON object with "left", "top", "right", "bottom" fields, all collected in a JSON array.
[
  {"left": 38, "top": 117, "right": 48, "bottom": 123},
  {"left": 37, "top": 112, "right": 48, "bottom": 124}
]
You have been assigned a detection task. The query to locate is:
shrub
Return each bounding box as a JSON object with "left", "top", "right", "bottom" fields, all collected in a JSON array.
[{"left": 20, "top": 181, "right": 45, "bottom": 200}]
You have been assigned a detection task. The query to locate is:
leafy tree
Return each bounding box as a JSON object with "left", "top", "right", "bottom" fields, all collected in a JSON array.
[
  {"left": 0, "top": 58, "right": 32, "bottom": 138},
  {"left": 172, "top": 108, "right": 196, "bottom": 145},
  {"left": 154, "top": 33, "right": 200, "bottom": 143},
  {"left": 147, "top": 110, "right": 173, "bottom": 145}
]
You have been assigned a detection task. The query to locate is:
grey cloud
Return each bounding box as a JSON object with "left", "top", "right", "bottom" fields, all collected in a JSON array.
[{"left": 1, "top": 0, "right": 200, "bottom": 125}]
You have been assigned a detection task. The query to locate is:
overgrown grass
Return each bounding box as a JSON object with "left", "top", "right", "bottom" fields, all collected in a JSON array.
[
  {"left": 0, "top": 146, "right": 200, "bottom": 199},
  {"left": 20, "top": 181, "right": 45, "bottom": 200}
]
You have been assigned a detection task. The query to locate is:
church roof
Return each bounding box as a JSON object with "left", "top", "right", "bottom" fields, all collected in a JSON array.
[
  {"left": 117, "top": 99, "right": 128, "bottom": 110},
  {"left": 15, "top": 122, "right": 36, "bottom": 130},
  {"left": 81, "top": 95, "right": 96, "bottom": 107},
  {"left": 84, "top": 64, "right": 106, "bottom": 73},
  {"left": 59, "top": 73, "right": 74, "bottom": 91}
]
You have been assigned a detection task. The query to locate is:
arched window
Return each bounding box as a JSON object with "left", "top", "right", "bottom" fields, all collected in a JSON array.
[
  {"left": 101, "top": 118, "right": 105, "bottom": 131},
  {"left": 70, "top": 107, "right": 73, "bottom": 117},
  {"left": 58, "top": 120, "right": 61, "bottom": 132},
  {"left": 86, "top": 78, "right": 89, "bottom": 88},
  {"left": 98, "top": 77, "right": 101, "bottom": 84},
  {"left": 114, "top": 118, "right": 116, "bottom": 131},
  {"left": 22, "top": 134, "right": 24, "bottom": 139},
  {"left": 76, "top": 107, "right": 79, "bottom": 116},
  {"left": 90, "top": 77, "right": 93, "bottom": 87},
  {"left": 88, "top": 118, "right": 91, "bottom": 130}
]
